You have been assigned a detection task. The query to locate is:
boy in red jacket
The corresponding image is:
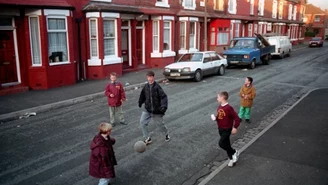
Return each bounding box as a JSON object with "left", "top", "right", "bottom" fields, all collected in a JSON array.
[
  {"left": 211, "top": 91, "right": 241, "bottom": 167},
  {"left": 89, "top": 122, "right": 117, "bottom": 185},
  {"left": 105, "top": 72, "right": 127, "bottom": 127}
]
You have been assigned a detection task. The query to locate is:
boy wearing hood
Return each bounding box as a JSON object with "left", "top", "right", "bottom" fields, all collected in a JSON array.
[
  {"left": 89, "top": 123, "right": 117, "bottom": 185},
  {"left": 239, "top": 77, "right": 256, "bottom": 123}
]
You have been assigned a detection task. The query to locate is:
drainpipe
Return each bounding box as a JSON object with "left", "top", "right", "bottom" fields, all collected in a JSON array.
[
  {"left": 204, "top": 0, "right": 208, "bottom": 51},
  {"left": 76, "top": 17, "right": 83, "bottom": 81}
]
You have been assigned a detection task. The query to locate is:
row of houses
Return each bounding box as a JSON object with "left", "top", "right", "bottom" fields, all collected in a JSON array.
[{"left": 0, "top": 0, "right": 306, "bottom": 95}]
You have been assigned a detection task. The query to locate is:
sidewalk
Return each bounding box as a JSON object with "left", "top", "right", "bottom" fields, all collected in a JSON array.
[
  {"left": 201, "top": 88, "right": 328, "bottom": 185},
  {"left": 0, "top": 68, "right": 165, "bottom": 121}
]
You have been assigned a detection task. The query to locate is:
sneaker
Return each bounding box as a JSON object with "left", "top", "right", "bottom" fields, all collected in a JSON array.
[
  {"left": 239, "top": 118, "right": 243, "bottom": 122},
  {"left": 120, "top": 122, "right": 128, "bottom": 125},
  {"left": 246, "top": 119, "right": 251, "bottom": 123},
  {"left": 144, "top": 137, "right": 152, "bottom": 145},
  {"left": 165, "top": 134, "right": 170, "bottom": 142},
  {"left": 232, "top": 150, "right": 239, "bottom": 163},
  {"left": 228, "top": 159, "right": 234, "bottom": 167}
]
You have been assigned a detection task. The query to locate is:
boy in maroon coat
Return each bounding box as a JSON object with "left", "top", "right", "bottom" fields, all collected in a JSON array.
[
  {"left": 211, "top": 91, "right": 241, "bottom": 167},
  {"left": 89, "top": 122, "right": 117, "bottom": 185},
  {"left": 105, "top": 72, "right": 127, "bottom": 127}
]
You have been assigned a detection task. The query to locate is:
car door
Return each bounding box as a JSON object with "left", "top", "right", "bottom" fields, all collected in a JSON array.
[
  {"left": 202, "top": 53, "right": 212, "bottom": 76},
  {"left": 210, "top": 52, "right": 220, "bottom": 74}
]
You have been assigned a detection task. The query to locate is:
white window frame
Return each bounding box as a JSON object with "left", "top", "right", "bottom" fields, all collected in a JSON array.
[
  {"left": 258, "top": 0, "right": 265, "bottom": 16},
  {"left": 288, "top": 4, "right": 293, "bottom": 20},
  {"left": 272, "top": 0, "right": 278, "bottom": 19},
  {"left": 189, "top": 21, "right": 197, "bottom": 50},
  {"left": 250, "top": 0, "right": 254, "bottom": 15},
  {"left": 152, "top": 20, "right": 160, "bottom": 53},
  {"left": 214, "top": 0, "right": 224, "bottom": 11},
  {"left": 29, "top": 16, "right": 42, "bottom": 67},
  {"left": 89, "top": 18, "right": 99, "bottom": 59},
  {"left": 228, "top": 0, "right": 237, "bottom": 14},
  {"left": 92, "top": 0, "right": 112, "bottom": 2},
  {"left": 293, "top": 5, "right": 297, "bottom": 21},
  {"left": 103, "top": 19, "right": 117, "bottom": 58},
  {"left": 267, "top": 23, "right": 272, "bottom": 31},
  {"left": 254, "top": 24, "right": 258, "bottom": 34},
  {"left": 180, "top": 21, "right": 187, "bottom": 50},
  {"left": 279, "top": 1, "right": 283, "bottom": 19},
  {"left": 183, "top": 0, "right": 196, "bottom": 10},
  {"left": 163, "top": 21, "right": 171, "bottom": 51},
  {"left": 234, "top": 23, "right": 240, "bottom": 37},
  {"left": 47, "top": 16, "right": 70, "bottom": 66},
  {"left": 156, "top": 0, "right": 170, "bottom": 8},
  {"left": 248, "top": 24, "right": 253, "bottom": 36}
]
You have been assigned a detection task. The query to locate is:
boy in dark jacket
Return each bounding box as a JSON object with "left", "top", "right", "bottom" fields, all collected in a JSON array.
[
  {"left": 105, "top": 72, "right": 127, "bottom": 127},
  {"left": 89, "top": 122, "right": 117, "bottom": 185},
  {"left": 138, "top": 71, "right": 170, "bottom": 145},
  {"left": 211, "top": 91, "right": 241, "bottom": 167}
]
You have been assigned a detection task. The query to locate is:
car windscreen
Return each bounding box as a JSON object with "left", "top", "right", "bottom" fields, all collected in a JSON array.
[
  {"left": 230, "top": 39, "right": 255, "bottom": 49},
  {"left": 312, "top": 38, "right": 321, "bottom": 41},
  {"left": 178, "top": 53, "right": 203, "bottom": 62}
]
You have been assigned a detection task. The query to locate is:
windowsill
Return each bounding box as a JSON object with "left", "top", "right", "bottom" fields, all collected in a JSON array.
[
  {"left": 155, "top": 2, "right": 170, "bottom": 8},
  {"left": 32, "top": 64, "right": 42, "bottom": 67},
  {"left": 228, "top": 11, "right": 236, "bottom": 14},
  {"left": 151, "top": 52, "right": 162, "bottom": 58},
  {"left": 183, "top": 6, "right": 196, "bottom": 10},
  {"left": 189, "top": 48, "right": 199, "bottom": 52},
  {"left": 178, "top": 49, "right": 188, "bottom": 54},
  {"left": 163, "top": 51, "right": 176, "bottom": 57},
  {"left": 88, "top": 58, "right": 101, "bottom": 66},
  {"left": 49, "top": 61, "right": 70, "bottom": 66},
  {"left": 103, "top": 56, "right": 122, "bottom": 65}
]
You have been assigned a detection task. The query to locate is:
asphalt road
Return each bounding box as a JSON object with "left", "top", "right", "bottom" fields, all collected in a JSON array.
[{"left": 1, "top": 44, "right": 328, "bottom": 185}]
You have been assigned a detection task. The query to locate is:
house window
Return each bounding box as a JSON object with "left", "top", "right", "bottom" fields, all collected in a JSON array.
[
  {"left": 293, "top": 5, "right": 297, "bottom": 21},
  {"left": 279, "top": 1, "right": 283, "bottom": 19},
  {"left": 103, "top": 19, "right": 116, "bottom": 56},
  {"left": 250, "top": 0, "right": 254, "bottom": 15},
  {"left": 152, "top": 20, "right": 159, "bottom": 52},
  {"left": 183, "top": 0, "right": 196, "bottom": 9},
  {"left": 272, "top": 0, "right": 278, "bottom": 19},
  {"left": 29, "top": 17, "right": 41, "bottom": 66},
  {"left": 228, "top": 0, "right": 237, "bottom": 14},
  {"left": 248, "top": 24, "right": 253, "bottom": 36},
  {"left": 47, "top": 17, "right": 68, "bottom": 63},
  {"left": 189, "top": 22, "right": 196, "bottom": 49},
  {"left": 258, "top": 24, "right": 263, "bottom": 34},
  {"left": 180, "top": 22, "right": 186, "bottom": 49},
  {"left": 234, "top": 23, "right": 240, "bottom": 37},
  {"left": 314, "top": 15, "right": 321, "bottom": 22},
  {"left": 163, "top": 21, "right": 171, "bottom": 51},
  {"left": 215, "top": 0, "right": 224, "bottom": 11},
  {"left": 267, "top": 23, "right": 272, "bottom": 31},
  {"left": 288, "top": 4, "right": 293, "bottom": 20},
  {"left": 254, "top": 24, "right": 258, "bottom": 34},
  {"left": 258, "top": 0, "right": 265, "bottom": 16},
  {"left": 89, "top": 19, "right": 98, "bottom": 58},
  {"left": 217, "top": 27, "right": 229, "bottom": 45}
]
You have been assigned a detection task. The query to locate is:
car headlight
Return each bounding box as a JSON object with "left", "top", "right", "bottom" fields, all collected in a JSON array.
[
  {"left": 244, "top": 55, "right": 249, "bottom": 59},
  {"left": 182, "top": 67, "right": 191, "bottom": 72},
  {"left": 223, "top": 55, "right": 227, "bottom": 59},
  {"left": 164, "top": 68, "right": 170, "bottom": 73}
]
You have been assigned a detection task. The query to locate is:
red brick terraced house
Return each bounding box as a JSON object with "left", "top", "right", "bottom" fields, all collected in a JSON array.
[
  {"left": 0, "top": 0, "right": 305, "bottom": 95},
  {"left": 303, "top": 4, "right": 328, "bottom": 40}
]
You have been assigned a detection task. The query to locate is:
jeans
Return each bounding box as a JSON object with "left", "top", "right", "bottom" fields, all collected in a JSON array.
[
  {"left": 218, "top": 128, "right": 236, "bottom": 160},
  {"left": 109, "top": 106, "right": 125, "bottom": 124},
  {"left": 140, "top": 111, "right": 168, "bottom": 138},
  {"left": 238, "top": 106, "right": 251, "bottom": 119},
  {"left": 98, "top": 178, "right": 115, "bottom": 185}
]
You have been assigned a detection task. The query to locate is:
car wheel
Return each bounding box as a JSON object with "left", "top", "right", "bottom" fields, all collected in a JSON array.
[
  {"left": 194, "top": 70, "right": 203, "bottom": 82},
  {"left": 249, "top": 60, "right": 256, "bottom": 69},
  {"left": 218, "top": 65, "right": 225, "bottom": 76},
  {"left": 280, "top": 52, "right": 284, "bottom": 59},
  {"left": 287, "top": 50, "right": 291, "bottom": 57}
]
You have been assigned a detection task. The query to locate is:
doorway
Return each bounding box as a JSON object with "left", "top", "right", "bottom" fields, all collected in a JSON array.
[
  {"left": 121, "top": 29, "right": 129, "bottom": 68},
  {"left": 0, "top": 30, "right": 18, "bottom": 84}
]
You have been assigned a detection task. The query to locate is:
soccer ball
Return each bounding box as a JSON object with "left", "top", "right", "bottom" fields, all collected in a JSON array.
[{"left": 134, "top": 141, "right": 146, "bottom": 153}]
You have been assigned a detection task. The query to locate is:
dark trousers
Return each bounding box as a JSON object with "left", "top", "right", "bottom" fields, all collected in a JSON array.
[{"left": 219, "top": 128, "right": 236, "bottom": 159}]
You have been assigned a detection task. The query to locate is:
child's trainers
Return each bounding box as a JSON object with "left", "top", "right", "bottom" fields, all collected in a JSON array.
[
  {"left": 144, "top": 137, "right": 152, "bottom": 145},
  {"left": 232, "top": 150, "right": 239, "bottom": 163},
  {"left": 246, "top": 119, "right": 251, "bottom": 123},
  {"left": 165, "top": 134, "right": 170, "bottom": 142},
  {"left": 228, "top": 159, "right": 234, "bottom": 167}
]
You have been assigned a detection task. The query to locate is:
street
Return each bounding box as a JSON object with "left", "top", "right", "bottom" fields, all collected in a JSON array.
[{"left": 1, "top": 44, "right": 328, "bottom": 185}]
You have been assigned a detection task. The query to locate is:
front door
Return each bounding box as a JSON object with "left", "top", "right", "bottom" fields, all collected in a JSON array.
[
  {"left": 121, "top": 29, "right": 129, "bottom": 68},
  {"left": 0, "top": 30, "right": 17, "bottom": 84},
  {"left": 136, "top": 29, "right": 143, "bottom": 65}
]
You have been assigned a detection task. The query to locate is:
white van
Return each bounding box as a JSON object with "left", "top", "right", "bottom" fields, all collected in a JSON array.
[{"left": 266, "top": 36, "right": 292, "bottom": 59}]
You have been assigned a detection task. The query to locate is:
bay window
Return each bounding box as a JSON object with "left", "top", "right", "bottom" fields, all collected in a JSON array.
[
  {"left": 163, "top": 21, "right": 171, "bottom": 51},
  {"left": 189, "top": 22, "right": 196, "bottom": 49},
  {"left": 47, "top": 17, "right": 68, "bottom": 63},
  {"left": 180, "top": 22, "right": 186, "bottom": 50},
  {"left": 29, "top": 17, "right": 41, "bottom": 66},
  {"left": 152, "top": 21, "right": 159, "bottom": 52},
  {"left": 272, "top": 0, "right": 278, "bottom": 18},
  {"left": 215, "top": 0, "right": 224, "bottom": 11},
  {"left": 103, "top": 19, "right": 115, "bottom": 56},
  {"left": 89, "top": 19, "right": 98, "bottom": 58}
]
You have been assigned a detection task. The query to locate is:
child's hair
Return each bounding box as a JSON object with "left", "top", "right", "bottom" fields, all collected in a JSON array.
[
  {"left": 219, "top": 91, "right": 229, "bottom": 100},
  {"left": 99, "top": 122, "right": 112, "bottom": 134},
  {"left": 110, "top": 72, "right": 117, "bottom": 77},
  {"left": 146, "top": 71, "right": 155, "bottom": 77},
  {"left": 246, "top": 77, "right": 253, "bottom": 84}
]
